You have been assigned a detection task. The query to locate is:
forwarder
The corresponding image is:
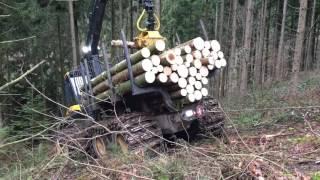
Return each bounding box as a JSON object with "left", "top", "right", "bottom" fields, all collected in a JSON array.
[{"left": 56, "top": 0, "right": 226, "bottom": 158}]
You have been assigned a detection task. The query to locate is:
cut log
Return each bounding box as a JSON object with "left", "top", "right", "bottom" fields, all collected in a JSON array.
[
  {"left": 201, "top": 88, "right": 208, "bottom": 97},
  {"left": 201, "top": 77, "right": 208, "bottom": 85},
  {"left": 188, "top": 67, "right": 197, "bottom": 77},
  {"left": 93, "top": 48, "right": 150, "bottom": 84},
  {"left": 195, "top": 73, "right": 202, "bottom": 80},
  {"left": 163, "top": 66, "right": 173, "bottom": 76},
  {"left": 111, "top": 58, "right": 153, "bottom": 84},
  {"left": 181, "top": 89, "right": 188, "bottom": 97},
  {"left": 199, "top": 66, "right": 209, "bottom": 77},
  {"left": 186, "top": 84, "right": 195, "bottom": 94},
  {"left": 202, "top": 48, "right": 211, "bottom": 58},
  {"left": 210, "top": 40, "right": 221, "bottom": 52},
  {"left": 160, "top": 50, "right": 176, "bottom": 65},
  {"left": 192, "top": 50, "right": 202, "bottom": 59},
  {"left": 208, "top": 57, "right": 216, "bottom": 65},
  {"left": 171, "top": 64, "right": 178, "bottom": 71},
  {"left": 194, "top": 90, "right": 202, "bottom": 101},
  {"left": 111, "top": 40, "right": 136, "bottom": 48},
  {"left": 95, "top": 72, "right": 155, "bottom": 100},
  {"left": 148, "top": 39, "right": 166, "bottom": 53},
  {"left": 182, "top": 54, "right": 194, "bottom": 63},
  {"left": 208, "top": 64, "right": 214, "bottom": 70},
  {"left": 170, "top": 88, "right": 188, "bottom": 99},
  {"left": 169, "top": 72, "right": 179, "bottom": 83},
  {"left": 174, "top": 48, "right": 182, "bottom": 56},
  {"left": 157, "top": 65, "right": 164, "bottom": 73},
  {"left": 220, "top": 58, "right": 227, "bottom": 67},
  {"left": 194, "top": 81, "right": 202, "bottom": 90},
  {"left": 177, "top": 65, "right": 189, "bottom": 78},
  {"left": 157, "top": 73, "right": 168, "bottom": 83},
  {"left": 144, "top": 71, "right": 156, "bottom": 83},
  {"left": 151, "top": 66, "right": 159, "bottom": 74},
  {"left": 181, "top": 45, "right": 192, "bottom": 54},
  {"left": 92, "top": 59, "right": 153, "bottom": 95},
  {"left": 178, "top": 78, "right": 188, "bottom": 88},
  {"left": 204, "top": 41, "right": 211, "bottom": 49},
  {"left": 90, "top": 47, "right": 151, "bottom": 86},
  {"left": 179, "top": 37, "right": 205, "bottom": 51},
  {"left": 217, "top": 51, "right": 224, "bottom": 59},
  {"left": 210, "top": 51, "right": 218, "bottom": 60},
  {"left": 187, "top": 93, "right": 196, "bottom": 102},
  {"left": 175, "top": 56, "right": 184, "bottom": 65},
  {"left": 192, "top": 59, "right": 202, "bottom": 69},
  {"left": 184, "top": 61, "right": 191, "bottom": 68},
  {"left": 151, "top": 55, "right": 161, "bottom": 66},
  {"left": 188, "top": 76, "right": 196, "bottom": 85},
  {"left": 215, "top": 60, "right": 222, "bottom": 69}
]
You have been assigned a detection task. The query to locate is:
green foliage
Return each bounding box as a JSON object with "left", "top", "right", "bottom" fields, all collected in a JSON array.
[
  {"left": 0, "top": 127, "right": 8, "bottom": 141},
  {"left": 8, "top": 90, "right": 49, "bottom": 138},
  {"left": 0, "top": 143, "right": 50, "bottom": 179},
  {"left": 151, "top": 158, "right": 185, "bottom": 180},
  {"left": 312, "top": 172, "right": 320, "bottom": 180},
  {"left": 234, "top": 112, "right": 262, "bottom": 127},
  {"left": 161, "top": 0, "right": 217, "bottom": 46}
]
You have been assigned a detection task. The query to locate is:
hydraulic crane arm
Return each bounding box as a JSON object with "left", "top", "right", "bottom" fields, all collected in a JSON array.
[{"left": 85, "top": 0, "right": 107, "bottom": 55}]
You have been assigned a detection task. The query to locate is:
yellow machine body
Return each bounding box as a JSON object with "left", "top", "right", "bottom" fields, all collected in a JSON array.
[{"left": 66, "top": 104, "right": 81, "bottom": 116}]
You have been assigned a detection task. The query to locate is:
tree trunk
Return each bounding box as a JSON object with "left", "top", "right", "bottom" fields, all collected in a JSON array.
[
  {"left": 254, "top": 0, "right": 267, "bottom": 87},
  {"left": 68, "top": 1, "right": 78, "bottom": 68},
  {"left": 130, "top": 0, "right": 134, "bottom": 40},
  {"left": 0, "top": 104, "right": 3, "bottom": 129},
  {"left": 265, "top": 0, "right": 273, "bottom": 85},
  {"left": 228, "top": 0, "right": 238, "bottom": 95},
  {"left": 155, "top": 0, "right": 161, "bottom": 18},
  {"left": 214, "top": 5, "right": 218, "bottom": 39},
  {"left": 275, "top": 0, "right": 288, "bottom": 81},
  {"left": 305, "top": 0, "right": 316, "bottom": 71},
  {"left": 240, "top": 0, "right": 253, "bottom": 96},
  {"left": 291, "top": 0, "right": 308, "bottom": 94},
  {"left": 57, "top": 15, "right": 65, "bottom": 104},
  {"left": 218, "top": 0, "right": 224, "bottom": 42}
]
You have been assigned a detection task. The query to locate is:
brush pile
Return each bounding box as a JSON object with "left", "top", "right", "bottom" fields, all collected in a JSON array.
[{"left": 88, "top": 37, "right": 226, "bottom": 103}]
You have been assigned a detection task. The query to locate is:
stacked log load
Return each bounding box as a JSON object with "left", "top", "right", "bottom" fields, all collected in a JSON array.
[{"left": 86, "top": 37, "right": 226, "bottom": 103}]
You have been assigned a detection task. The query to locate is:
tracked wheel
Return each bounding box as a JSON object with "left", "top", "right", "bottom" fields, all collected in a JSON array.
[
  {"left": 198, "top": 97, "right": 225, "bottom": 137},
  {"left": 92, "top": 136, "right": 108, "bottom": 158},
  {"left": 113, "top": 113, "right": 163, "bottom": 154}
]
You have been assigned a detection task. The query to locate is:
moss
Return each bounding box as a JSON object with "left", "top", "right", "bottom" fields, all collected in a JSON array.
[{"left": 312, "top": 172, "right": 320, "bottom": 180}]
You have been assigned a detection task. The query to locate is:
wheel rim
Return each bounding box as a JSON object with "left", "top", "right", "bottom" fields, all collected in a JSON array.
[
  {"left": 94, "top": 137, "right": 107, "bottom": 158},
  {"left": 116, "top": 135, "right": 129, "bottom": 154}
]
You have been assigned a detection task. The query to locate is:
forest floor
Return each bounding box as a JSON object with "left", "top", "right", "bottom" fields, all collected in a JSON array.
[{"left": 0, "top": 72, "right": 320, "bottom": 180}]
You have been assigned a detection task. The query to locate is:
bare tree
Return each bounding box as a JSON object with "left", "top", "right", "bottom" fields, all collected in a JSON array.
[
  {"left": 275, "top": 0, "right": 288, "bottom": 81},
  {"left": 291, "top": 0, "right": 308, "bottom": 94},
  {"left": 68, "top": 1, "right": 78, "bottom": 68},
  {"left": 228, "top": 0, "right": 238, "bottom": 94},
  {"left": 0, "top": 104, "right": 3, "bottom": 129},
  {"left": 240, "top": 0, "right": 253, "bottom": 96},
  {"left": 254, "top": 0, "right": 268, "bottom": 86},
  {"left": 305, "top": 0, "right": 317, "bottom": 70}
]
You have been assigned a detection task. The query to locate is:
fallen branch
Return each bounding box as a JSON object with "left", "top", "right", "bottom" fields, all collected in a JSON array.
[
  {"left": 0, "top": 35, "right": 36, "bottom": 44},
  {"left": 0, "top": 14, "right": 10, "bottom": 17},
  {"left": 0, "top": 60, "right": 46, "bottom": 92}
]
